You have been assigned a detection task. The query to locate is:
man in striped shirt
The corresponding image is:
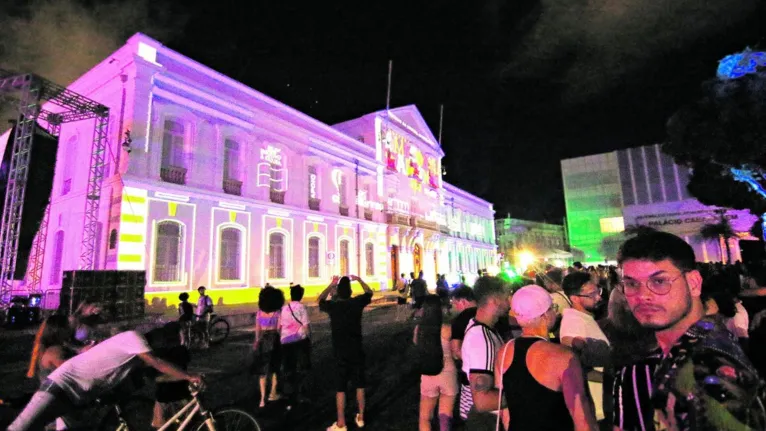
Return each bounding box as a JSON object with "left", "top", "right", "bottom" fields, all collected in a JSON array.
[
  {"left": 460, "top": 276, "right": 510, "bottom": 430},
  {"left": 614, "top": 232, "right": 764, "bottom": 430}
]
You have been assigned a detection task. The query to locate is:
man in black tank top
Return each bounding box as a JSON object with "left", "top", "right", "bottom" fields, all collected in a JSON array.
[{"left": 496, "top": 285, "right": 598, "bottom": 431}]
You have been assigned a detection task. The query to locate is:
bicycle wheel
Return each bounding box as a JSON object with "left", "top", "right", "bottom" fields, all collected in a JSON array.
[
  {"left": 209, "top": 318, "right": 230, "bottom": 345},
  {"left": 196, "top": 408, "right": 262, "bottom": 431}
]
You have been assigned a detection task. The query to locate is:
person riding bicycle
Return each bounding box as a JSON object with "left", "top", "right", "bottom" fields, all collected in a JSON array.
[
  {"left": 8, "top": 325, "right": 202, "bottom": 431},
  {"left": 196, "top": 286, "right": 214, "bottom": 348}
]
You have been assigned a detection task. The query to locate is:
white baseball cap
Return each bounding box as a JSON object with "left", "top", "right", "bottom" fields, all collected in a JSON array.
[{"left": 511, "top": 285, "right": 553, "bottom": 323}]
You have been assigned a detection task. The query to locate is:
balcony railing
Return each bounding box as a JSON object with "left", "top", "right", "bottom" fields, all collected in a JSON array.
[
  {"left": 339, "top": 205, "right": 349, "bottom": 217},
  {"left": 309, "top": 198, "right": 321, "bottom": 211},
  {"left": 270, "top": 190, "right": 286, "bottom": 204},
  {"left": 364, "top": 208, "right": 373, "bottom": 221},
  {"left": 385, "top": 212, "right": 410, "bottom": 226},
  {"left": 415, "top": 218, "right": 439, "bottom": 231},
  {"left": 160, "top": 165, "right": 187, "bottom": 185},
  {"left": 223, "top": 178, "right": 242, "bottom": 196}
]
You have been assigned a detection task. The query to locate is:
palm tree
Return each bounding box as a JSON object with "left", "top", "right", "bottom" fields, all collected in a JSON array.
[{"left": 700, "top": 210, "right": 737, "bottom": 263}]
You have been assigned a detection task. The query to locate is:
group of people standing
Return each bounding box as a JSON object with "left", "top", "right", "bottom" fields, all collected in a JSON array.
[
  {"left": 407, "top": 231, "right": 766, "bottom": 431},
  {"left": 249, "top": 275, "right": 376, "bottom": 431}
]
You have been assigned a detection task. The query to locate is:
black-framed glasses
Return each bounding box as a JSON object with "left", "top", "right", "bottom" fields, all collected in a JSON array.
[
  {"left": 575, "top": 287, "right": 603, "bottom": 298},
  {"left": 619, "top": 273, "right": 685, "bottom": 296}
]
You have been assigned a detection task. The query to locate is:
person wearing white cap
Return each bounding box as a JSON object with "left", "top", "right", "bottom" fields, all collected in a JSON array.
[{"left": 493, "top": 285, "right": 597, "bottom": 431}]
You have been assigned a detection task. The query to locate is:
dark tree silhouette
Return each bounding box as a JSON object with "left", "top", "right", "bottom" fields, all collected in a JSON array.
[{"left": 663, "top": 67, "right": 766, "bottom": 224}]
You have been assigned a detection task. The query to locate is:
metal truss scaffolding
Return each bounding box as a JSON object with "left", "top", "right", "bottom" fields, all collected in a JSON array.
[{"left": 0, "top": 69, "right": 109, "bottom": 303}]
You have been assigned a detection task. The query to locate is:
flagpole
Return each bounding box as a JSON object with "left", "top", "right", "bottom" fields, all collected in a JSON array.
[
  {"left": 438, "top": 104, "right": 444, "bottom": 146},
  {"left": 386, "top": 60, "right": 393, "bottom": 111}
]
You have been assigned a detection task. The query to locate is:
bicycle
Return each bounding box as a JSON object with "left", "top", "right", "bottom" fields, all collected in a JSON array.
[
  {"left": 188, "top": 314, "right": 230, "bottom": 349},
  {"left": 100, "top": 380, "right": 260, "bottom": 431}
]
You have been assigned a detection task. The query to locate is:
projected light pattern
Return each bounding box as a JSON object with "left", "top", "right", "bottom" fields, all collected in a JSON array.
[{"left": 717, "top": 49, "right": 766, "bottom": 79}]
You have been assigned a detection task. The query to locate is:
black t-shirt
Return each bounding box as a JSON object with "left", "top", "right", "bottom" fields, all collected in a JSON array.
[
  {"left": 451, "top": 307, "right": 478, "bottom": 341},
  {"left": 153, "top": 345, "right": 191, "bottom": 403},
  {"left": 179, "top": 302, "right": 194, "bottom": 322},
  {"left": 320, "top": 292, "right": 373, "bottom": 356},
  {"left": 410, "top": 279, "right": 428, "bottom": 298}
]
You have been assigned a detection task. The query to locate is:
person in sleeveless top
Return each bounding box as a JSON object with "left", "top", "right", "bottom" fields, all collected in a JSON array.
[
  {"left": 495, "top": 285, "right": 597, "bottom": 431},
  {"left": 413, "top": 296, "right": 458, "bottom": 431},
  {"left": 252, "top": 285, "right": 285, "bottom": 408}
]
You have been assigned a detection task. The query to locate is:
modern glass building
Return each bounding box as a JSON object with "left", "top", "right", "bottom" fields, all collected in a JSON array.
[{"left": 562, "top": 145, "right": 758, "bottom": 264}]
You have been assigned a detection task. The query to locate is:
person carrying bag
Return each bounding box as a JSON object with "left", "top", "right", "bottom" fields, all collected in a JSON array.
[{"left": 280, "top": 285, "right": 312, "bottom": 407}]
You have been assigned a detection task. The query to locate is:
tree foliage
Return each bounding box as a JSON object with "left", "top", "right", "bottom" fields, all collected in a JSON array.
[{"left": 663, "top": 68, "right": 766, "bottom": 215}]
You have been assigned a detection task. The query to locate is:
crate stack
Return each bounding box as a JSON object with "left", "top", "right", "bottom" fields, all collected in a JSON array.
[{"left": 59, "top": 270, "right": 146, "bottom": 320}]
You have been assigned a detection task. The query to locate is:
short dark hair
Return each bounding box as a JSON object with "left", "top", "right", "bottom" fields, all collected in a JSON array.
[
  {"left": 290, "top": 284, "right": 305, "bottom": 301},
  {"left": 197, "top": 286, "right": 206, "bottom": 292},
  {"left": 473, "top": 276, "right": 509, "bottom": 306},
  {"left": 562, "top": 272, "right": 593, "bottom": 296},
  {"left": 618, "top": 231, "right": 695, "bottom": 272},
  {"left": 573, "top": 261, "right": 583, "bottom": 269},
  {"left": 451, "top": 285, "right": 475, "bottom": 301},
  {"left": 178, "top": 292, "right": 189, "bottom": 301},
  {"left": 336, "top": 276, "right": 352, "bottom": 299}
]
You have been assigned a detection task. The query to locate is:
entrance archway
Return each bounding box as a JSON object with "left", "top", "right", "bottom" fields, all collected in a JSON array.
[
  {"left": 413, "top": 243, "right": 422, "bottom": 276},
  {"left": 390, "top": 245, "right": 399, "bottom": 288}
]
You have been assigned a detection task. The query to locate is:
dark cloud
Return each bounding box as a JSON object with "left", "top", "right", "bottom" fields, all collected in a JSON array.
[
  {"left": 498, "top": 0, "right": 758, "bottom": 104},
  {"left": 0, "top": 0, "right": 186, "bottom": 118}
]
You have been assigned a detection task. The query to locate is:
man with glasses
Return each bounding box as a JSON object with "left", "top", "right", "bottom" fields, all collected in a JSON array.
[
  {"left": 560, "top": 271, "right": 610, "bottom": 423},
  {"left": 615, "top": 231, "right": 763, "bottom": 431}
]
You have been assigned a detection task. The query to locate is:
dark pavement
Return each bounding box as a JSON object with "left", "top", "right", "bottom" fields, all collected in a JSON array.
[{"left": 0, "top": 303, "right": 431, "bottom": 430}]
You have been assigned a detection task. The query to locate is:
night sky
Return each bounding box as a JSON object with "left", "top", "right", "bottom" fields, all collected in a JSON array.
[{"left": 2, "top": 0, "right": 766, "bottom": 221}]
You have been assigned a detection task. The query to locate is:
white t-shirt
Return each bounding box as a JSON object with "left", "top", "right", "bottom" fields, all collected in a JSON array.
[
  {"left": 280, "top": 301, "right": 310, "bottom": 344},
  {"left": 560, "top": 308, "right": 609, "bottom": 344},
  {"left": 726, "top": 302, "right": 750, "bottom": 339},
  {"left": 48, "top": 331, "right": 152, "bottom": 404},
  {"left": 459, "top": 318, "right": 503, "bottom": 419},
  {"left": 560, "top": 308, "right": 609, "bottom": 421}
]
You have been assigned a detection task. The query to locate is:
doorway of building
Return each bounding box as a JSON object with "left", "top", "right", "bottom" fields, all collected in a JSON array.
[
  {"left": 413, "top": 243, "right": 422, "bottom": 276},
  {"left": 390, "top": 245, "right": 399, "bottom": 289}
]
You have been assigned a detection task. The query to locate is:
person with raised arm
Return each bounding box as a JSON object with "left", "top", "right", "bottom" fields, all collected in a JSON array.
[{"left": 319, "top": 275, "right": 374, "bottom": 431}]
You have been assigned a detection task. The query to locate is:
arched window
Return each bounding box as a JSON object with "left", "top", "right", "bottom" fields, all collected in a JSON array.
[
  {"left": 268, "top": 232, "right": 286, "bottom": 279},
  {"left": 154, "top": 221, "right": 183, "bottom": 282},
  {"left": 219, "top": 227, "right": 242, "bottom": 281},
  {"left": 365, "top": 242, "right": 374, "bottom": 276},
  {"left": 308, "top": 236, "right": 320, "bottom": 278},
  {"left": 108, "top": 229, "right": 118, "bottom": 250},
  {"left": 223, "top": 139, "right": 240, "bottom": 181},
  {"left": 339, "top": 239, "right": 350, "bottom": 275},
  {"left": 49, "top": 231, "right": 64, "bottom": 284}
]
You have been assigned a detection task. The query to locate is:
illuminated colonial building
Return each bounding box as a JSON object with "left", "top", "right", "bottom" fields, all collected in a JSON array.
[{"left": 35, "top": 33, "right": 496, "bottom": 306}]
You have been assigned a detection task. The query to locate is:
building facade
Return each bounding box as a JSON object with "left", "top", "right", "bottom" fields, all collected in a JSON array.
[
  {"left": 30, "top": 34, "right": 496, "bottom": 308},
  {"left": 494, "top": 218, "right": 570, "bottom": 269},
  {"left": 561, "top": 144, "right": 757, "bottom": 264}
]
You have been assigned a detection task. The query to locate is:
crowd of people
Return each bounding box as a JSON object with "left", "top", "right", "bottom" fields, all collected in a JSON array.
[
  {"left": 404, "top": 231, "right": 766, "bottom": 431},
  {"left": 7, "top": 231, "right": 766, "bottom": 431}
]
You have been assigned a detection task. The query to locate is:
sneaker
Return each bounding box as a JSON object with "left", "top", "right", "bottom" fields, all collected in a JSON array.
[
  {"left": 327, "top": 422, "right": 347, "bottom": 431},
  {"left": 355, "top": 414, "right": 365, "bottom": 428}
]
